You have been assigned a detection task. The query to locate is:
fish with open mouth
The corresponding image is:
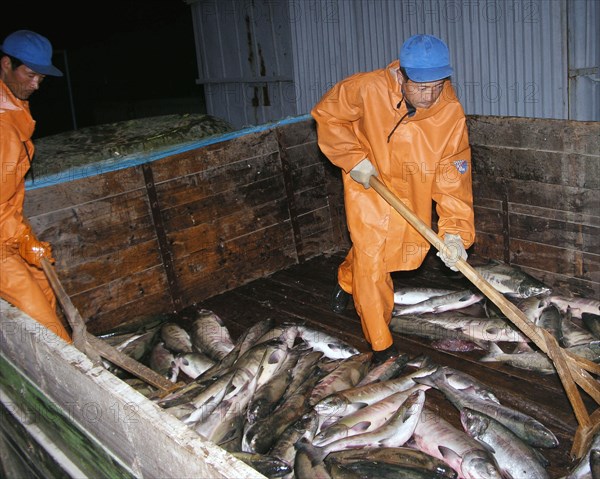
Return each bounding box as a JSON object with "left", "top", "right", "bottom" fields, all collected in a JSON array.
[{"left": 473, "top": 260, "right": 551, "bottom": 298}]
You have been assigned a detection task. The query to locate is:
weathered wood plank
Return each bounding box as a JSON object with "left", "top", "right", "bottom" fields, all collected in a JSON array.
[
  {"left": 57, "top": 240, "right": 162, "bottom": 294},
  {"left": 472, "top": 145, "right": 598, "bottom": 189},
  {"left": 149, "top": 130, "right": 279, "bottom": 184},
  {"left": 467, "top": 116, "right": 600, "bottom": 154},
  {"left": 86, "top": 291, "right": 172, "bottom": 335},
  {"left": 510, "top": 239, "right": 599, "bottom": 284},
  {"left": 473, "top": 205, "right": 504, "bottom": 234},
  {"left": 30, "top": 190, "right": 155, "bottom": 270},
  {"left": 162, "top": 176, "right": 288, "bottom": 235},
  {"left": 510, "top": 213, "right": 599, "bottom": 254},
  {"left": 24, "top": 166, "right": 145, "bottom": 216},
  {"left": 155, "top": 152, "right": 282, "bottom": 211},
  {"left": 175, "top": 223, "right": 298, "bottom": 304},
  {"left": 70, "top": 266, "right": 170, "bottom": 325}
]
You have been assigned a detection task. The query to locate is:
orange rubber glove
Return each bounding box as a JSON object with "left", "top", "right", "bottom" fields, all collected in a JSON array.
[{"left": 18, "top": 227, "right": 55, "bottom": 268}]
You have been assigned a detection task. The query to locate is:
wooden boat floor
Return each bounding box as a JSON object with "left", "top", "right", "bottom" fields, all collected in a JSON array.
[{"left": 197, "top": 250, "right": 593, "bottom": 478}]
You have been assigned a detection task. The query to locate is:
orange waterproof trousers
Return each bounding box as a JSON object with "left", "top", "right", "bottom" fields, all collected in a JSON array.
[
  {"left": 0, "top": 252, "right": 71, "bottom": 343},
  {"left": 337, "top": 247, "right": 394, "bottom": 351}
]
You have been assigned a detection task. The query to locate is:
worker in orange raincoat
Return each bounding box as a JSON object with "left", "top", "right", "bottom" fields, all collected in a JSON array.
[
  {"left": 0, "top": 30, "right": 72, "bottom": 343},
  {"left": 311, "top": 34, "right": 475, "bottom": 363}
]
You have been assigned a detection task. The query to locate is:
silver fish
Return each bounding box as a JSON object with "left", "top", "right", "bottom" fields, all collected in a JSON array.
[
  {"left": 313, "top": 363, "right": 436, "bottom": 419},
  {"left": 314, "top": 385, "right": 429, "bottom": 447},
  {"left": 355, "top": 353, "right": 409, "bottom": 387},
  {"left": 394, "top": 287, "right": 458, "bottom": 305},
  {"left": 393, "top": 290, "right": 483, "bottom": 316},
  {"left": 195, "top": 317, "right": 275, "bottom": 384},
  {"left": 417, "top": 313, "right": 530, "bottom": 343},
  {"left": 329, "top": 460, "right": 450, "bottom": 479},
  {"left": 461, "top": 408, "right": 550, "bottom": 479},
  {"left": 115, "top": 326, "right": 161, "bottom": 361},
  {"left": 309, "top": 353, "right": 372, "bottom": 406},
  {"left": 256, "top": 323, "right": 300, "bottom": 349},
  {"left": 293, "top": 437, "right": 332, "bottom": 479},
  {"left": 174, "top": 352, "right": 215, "bottom": 379},
  {"left": 479, "top": 342, "right": 557, "bottom": 374},
  {"left": 325, "top": 447, "right": 458, "bottom": 478},
  {"left": 296, "top": 325, "right": 360, "bottom": 359},
  {"left": 480, "top": 341, "right": 600, "bottom": 375},
  {"left": 160, "top": 322, "right": 193, "bottom": 354},
  {"left": 416, "top": 366, "right": 559, "bottom": 448},
  {"left": 535, "top": 304, "right": 563, "bottom": 342},
  {"left": 148, "top": 341, "right": 179, "bottom": 382},
  {"left": 195, "top": 373, "right": 258, "bottom": 447},
  {"left": 247, "top": 345, "right": 301, "bottom": 424},
  {"left": 412, "top": 407, "right": 503, "bottom": 479},
  {"left": 473, "top": 260, "right": 551, "bottom": 298},
  {"left": 560, "top": 309, "right": 598, "bottom": 347},
  {"left": 190, "top": 309, "right": 235, "bottom": 360},
  {"left": 319, "top": 389, "right": 425, "bottom": 453},
  {"left": 515, "top": 295, "right": 550, "bottom": 324},
  {"left": 231, "top": 452, "right": 292, "bottom": 478},
  {"left": 281, "top": 349, "right": 324, "bottom": 402},
  {"left": 243, "top": 368, "right": 324, "bottom": 455},
  {"left": 583, "top": 312, "right": 600, "bottom": 339},
  {"left": 270, "top": 410, "right": 320, "bottom": 475},
  {"left": 390, "top": 315, "right": 488, "bottom": 350},
  {"left": 549, "top": 295, "right": 600, "bottom": 318}
]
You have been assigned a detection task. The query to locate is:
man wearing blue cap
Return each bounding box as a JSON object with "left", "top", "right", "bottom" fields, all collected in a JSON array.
[
  {"left": 312, "top": 34, "right": 475, "bottom": 363},
  {"left": 0, "top": 30, "right": 72, "bottom": 342}
]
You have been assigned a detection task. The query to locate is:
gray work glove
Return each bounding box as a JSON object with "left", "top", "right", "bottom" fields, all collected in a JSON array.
[
  {"left": 349, "top": 158, "right": 377, "bottom": 189},
  {"left": 437, "top": 233, "right": 467, "bottom": 272}
]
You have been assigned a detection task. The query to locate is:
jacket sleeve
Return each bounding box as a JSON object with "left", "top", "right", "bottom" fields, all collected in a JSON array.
[
  {"left": 433, "top": 116, "right": 476, "bottom": 248},
  {"left": 0, "top": 118, "right": 28, "bottom": 241},
  {"left": 311, "top": 79, "right": 369, "bottom": 173}
]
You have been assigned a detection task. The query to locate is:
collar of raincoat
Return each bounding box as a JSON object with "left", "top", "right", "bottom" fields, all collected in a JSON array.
[{"left": 386, "top": 59, "right": 458, "bottom": 121}]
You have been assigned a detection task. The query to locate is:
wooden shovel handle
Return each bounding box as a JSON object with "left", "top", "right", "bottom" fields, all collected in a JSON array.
[
  {"left": 368, "top": 176, "right": 599, "bottom": 389},
  {"left": 41, "top": 258, "right": 88, "bottom": 351}
]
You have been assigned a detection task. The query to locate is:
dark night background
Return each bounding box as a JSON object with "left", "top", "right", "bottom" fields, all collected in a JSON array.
[{"left": 1, "top": 1, "right": 205, "bottom": 139}]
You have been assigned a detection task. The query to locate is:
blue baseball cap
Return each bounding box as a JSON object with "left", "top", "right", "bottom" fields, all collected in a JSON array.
[
  {"left": 1, "top": 30, "right": 63, "bottom": 77},
  {"left": 400, "top": 34, "right": 452, "bottom": 82}
]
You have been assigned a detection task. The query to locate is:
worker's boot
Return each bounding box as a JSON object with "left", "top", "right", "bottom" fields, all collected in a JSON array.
[
  {"left": 372, "top": 344, "right": 400, "bottom": 365},
  {"left": 330, "top": 283, "right": 351, "bottom": 314}
]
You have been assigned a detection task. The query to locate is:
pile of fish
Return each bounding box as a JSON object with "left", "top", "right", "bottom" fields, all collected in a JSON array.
[
  {"left": 390, "top": 260, "right": 600, "bottom": 375},
  {"left": 102, "top": 305, "right": 581, "bottom": 479}
]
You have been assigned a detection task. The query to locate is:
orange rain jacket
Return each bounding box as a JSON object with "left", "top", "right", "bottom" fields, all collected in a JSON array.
[
  {"left": 311, "top": 60, "right": 475, "bottom": 350},
  {"left": 0, "top": 79, "right": 71, "bottom": 343}
]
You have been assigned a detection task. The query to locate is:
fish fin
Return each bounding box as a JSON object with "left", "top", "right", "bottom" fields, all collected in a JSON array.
[
  {"left": 438, "top": 445, "right": 462, "bottom": 464},
  {"left": 350, "top": 421, "right": 371, "bottom": 433},
  {"left": 512, "top": 341, "right": 535, "bottom": 354},
  {"left": 479, "top": 342, "right": 504, "bottom": 362}
]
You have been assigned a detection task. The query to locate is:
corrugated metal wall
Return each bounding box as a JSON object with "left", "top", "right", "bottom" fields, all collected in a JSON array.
[
  {"left": 191, "top": 0, "right": 296, "bottom": 128},
  {"left": 289, "top": 0, "right": 597, "bottom": 120},
  {"left": 567, "top": 0, "right": 600, "bottom": 120},
  {"left": 189, "top": 0, "right": 598, "bottom": 124}
]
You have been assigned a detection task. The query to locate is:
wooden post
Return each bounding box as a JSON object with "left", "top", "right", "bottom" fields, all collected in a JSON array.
[{"left": 41, "top": 259, "right": 184, "bottom": 394}]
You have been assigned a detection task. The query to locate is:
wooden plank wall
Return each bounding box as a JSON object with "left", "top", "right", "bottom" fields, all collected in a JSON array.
[
  {"left": 24, "top": 121, "right": 344, "bottom": 334},
  {"left": 468, "top": 116, "right": 599, "bottom": 298},
  {"left": 23, "top": 116, "right": 598, "bottom": 334}
]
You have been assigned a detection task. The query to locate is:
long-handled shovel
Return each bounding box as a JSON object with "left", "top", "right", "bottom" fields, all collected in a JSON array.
[
  {"left": 41, "top": 258, "right": 184, "bottom": 395},
  {"left": 369, "top": 175, "right": 600, "bottom": 458}
]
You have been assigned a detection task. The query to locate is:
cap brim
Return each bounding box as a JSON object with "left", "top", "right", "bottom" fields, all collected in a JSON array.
[
  {"left": 405, "top": 66, "right": 452, "bottom": 83},
  {"left": 23, "top": 61, "right": 63, "bottom": 77}
]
